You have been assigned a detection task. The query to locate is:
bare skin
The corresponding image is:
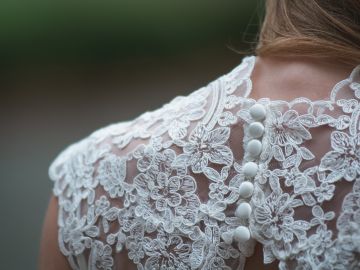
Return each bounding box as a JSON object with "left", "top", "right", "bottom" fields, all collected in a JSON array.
[
  {"left": 249, "top": 55, "right": 355, "bottom": 102},
  {"left": 39, "top": 56, "right": 357, "bottom": 270},
  {"left": 39, "top": 195, "right": 72, "bottom": 270}
]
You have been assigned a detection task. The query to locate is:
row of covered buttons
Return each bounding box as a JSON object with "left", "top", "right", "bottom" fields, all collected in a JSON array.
[{"left": 233, "top": 103, "right": 266, "bottom": 243}]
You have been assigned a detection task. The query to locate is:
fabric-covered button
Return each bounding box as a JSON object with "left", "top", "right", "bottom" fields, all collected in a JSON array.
[
  {"left": 249, "top": 103, "right": 266, "bottom": 121},
  {"left": 234, "top": 226, "right": 251, "bottom": 242},
  {"left": 243, "top": 162, "right": 258, "bottom": 177},
  {"left": 249, "top": 122, "right": 264, "bottom": 138},
  {"left": 247, "top": 139, "right": 262, "bottom": 156},
  {"left": 235, "top": 202, "right": 252, "bottom": 219},
  {"left": 239, "top": 181, "right": 254, "bottom": 198}
]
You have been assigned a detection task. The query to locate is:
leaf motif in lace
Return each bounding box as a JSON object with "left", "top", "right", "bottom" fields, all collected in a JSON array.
[{"left": 48, "top": 55, "right": 360, "bottom": 270}]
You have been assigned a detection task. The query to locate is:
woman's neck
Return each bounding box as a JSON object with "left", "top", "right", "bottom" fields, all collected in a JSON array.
[{"left": 249, "top": 55, "right": 357, "bottom": 101}]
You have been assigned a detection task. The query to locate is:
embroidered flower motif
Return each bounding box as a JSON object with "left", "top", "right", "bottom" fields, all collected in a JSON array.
[
  {"left": 134, "top": 148, "right": 200, "bottom": 231},
  {"left": 294, "top": 249, "right": 336, "bottom": 270},
  {"left": 151, "top": 173, "right": 184, "bottom": 211},
  {"left": 268, "top": 110, "right": 311, "bottom": 146},
  {"left": 127, "top": 241, "right": 145, "bottom": 264},
  {"left": 133, "top": 144, "right": 156, "bottom": 172},
  {"left": 254, "top": 192, "right": 309, "bottom": 243},
  {"left": 125, "top": 223, "right": 146, "bottom": 264},
  {"left": 314, "top": 182, "right": 335, "bottom": 203},
  {"left": 253, "top": 163, "right": 270, "bottom": 185},
  {"left": 90, "top": 240, "right": 114, "bottom": 270},
  {"left": 143, "top": 232, "right": 191, "bottom": 269},
  {"left": 173, "top": 124, "right": 233, "bottom": 174},
  {"left": 51, "top": 139, "right": 110, "bottom": 202},
  {"left": 336, "top": 232, "right": 360, "bottom": 269},
  {"left": 97, "top": 154, "right": 127, "bottom": 198},
  {"left": 308, "top": 226, "right": 333, "bottom": 256},
  {"left": 320, "top": 131, "right": 360, "bottom": 181},
  {"left": 209, "top": 180, "right": 230, "bottom": 201},
  {"left": 61, "top": 213, "right": 98, "bottom": 255},
  {"left": 282, "top": 168, "right": 313, "bottom": 194},
  {"left": 335, "top": 183, "right": 360, "bottom": 269},
  {"left": 134, "top": 149, "right": 176, "bottom": 197},
  {"left": 95, "top": 196, "right": 110, "bottom": 215}
]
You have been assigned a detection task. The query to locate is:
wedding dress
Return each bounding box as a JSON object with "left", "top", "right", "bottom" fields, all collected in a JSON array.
[{"left": 48, "top": 55, "right": 360, "bottom": 270}]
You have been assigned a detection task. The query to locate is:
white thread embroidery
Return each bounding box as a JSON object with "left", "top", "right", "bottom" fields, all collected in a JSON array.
[{"left": 49, "top": 55, "right": 360, "bottom": 269}]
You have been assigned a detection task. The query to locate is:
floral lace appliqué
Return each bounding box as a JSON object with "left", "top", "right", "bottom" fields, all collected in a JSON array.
[{"left": 49, "top": 55, "right": 360, "bottom": 269}]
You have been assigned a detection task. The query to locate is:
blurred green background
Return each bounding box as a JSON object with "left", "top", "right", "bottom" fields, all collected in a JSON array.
[{"left": 0, "top": 1, "right": 262, "bottom": 269}]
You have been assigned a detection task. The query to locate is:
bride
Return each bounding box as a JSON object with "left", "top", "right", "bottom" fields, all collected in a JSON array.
[{"left": 39, "top": 1, "right": 360, "bottom": 269}]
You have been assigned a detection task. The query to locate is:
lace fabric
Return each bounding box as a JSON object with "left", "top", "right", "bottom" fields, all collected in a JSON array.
[{"left": 48, "top": 55, "right": 360, "bottom": 270}]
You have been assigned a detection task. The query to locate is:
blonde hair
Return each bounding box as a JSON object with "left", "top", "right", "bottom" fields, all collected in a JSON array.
[{"left": 254, "top": 0, "right": 360, "bottom": 67}]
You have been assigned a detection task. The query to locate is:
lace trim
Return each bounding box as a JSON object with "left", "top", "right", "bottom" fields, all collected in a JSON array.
[{"left": 49, "top": 55, "right": 360, "bottom": 270}]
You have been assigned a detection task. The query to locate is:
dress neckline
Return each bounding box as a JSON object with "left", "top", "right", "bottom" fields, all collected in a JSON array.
[{"left": 242, "top": 55, "right": 360, "bottom": 105}]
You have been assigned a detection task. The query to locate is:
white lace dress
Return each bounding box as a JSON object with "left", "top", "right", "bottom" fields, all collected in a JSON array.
[{"left": 48, "top": 55, "right": 360, "bottom": 270}]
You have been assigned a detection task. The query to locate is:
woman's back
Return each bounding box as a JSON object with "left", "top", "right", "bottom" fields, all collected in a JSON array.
[
  {"left": 39, "top": 1, "right": 360, "bottom": 268},
  {"left": 40, "top": 54, "right": 360, "bottom": 269}
]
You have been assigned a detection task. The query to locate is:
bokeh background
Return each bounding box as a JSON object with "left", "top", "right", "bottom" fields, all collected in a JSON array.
[{"left": 0, "top": 1, "right": 262, "bottom": 269}]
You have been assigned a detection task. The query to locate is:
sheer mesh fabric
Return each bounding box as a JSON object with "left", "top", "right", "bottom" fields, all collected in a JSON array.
[{"left": 48, "top": 55, "right": 360, "bottom": 270}]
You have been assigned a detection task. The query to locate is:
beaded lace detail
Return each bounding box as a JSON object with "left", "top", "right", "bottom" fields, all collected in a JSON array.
[{"left": 49, "top": 55, "right": 360, "bottom": 269}]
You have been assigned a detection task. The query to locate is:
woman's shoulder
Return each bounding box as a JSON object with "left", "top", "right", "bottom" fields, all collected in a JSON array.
[
  {"left": 44, "top": 55, "right": 360, "bottom": 270},
  {"left": 47, "top": 84, "right": 212, "bottom": 190},
  {"left": 44, "top": 56, "right": 256, "bottom": 269},
  {"left": 46, "top": 56, "right": 249, "bottom": 189}
]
